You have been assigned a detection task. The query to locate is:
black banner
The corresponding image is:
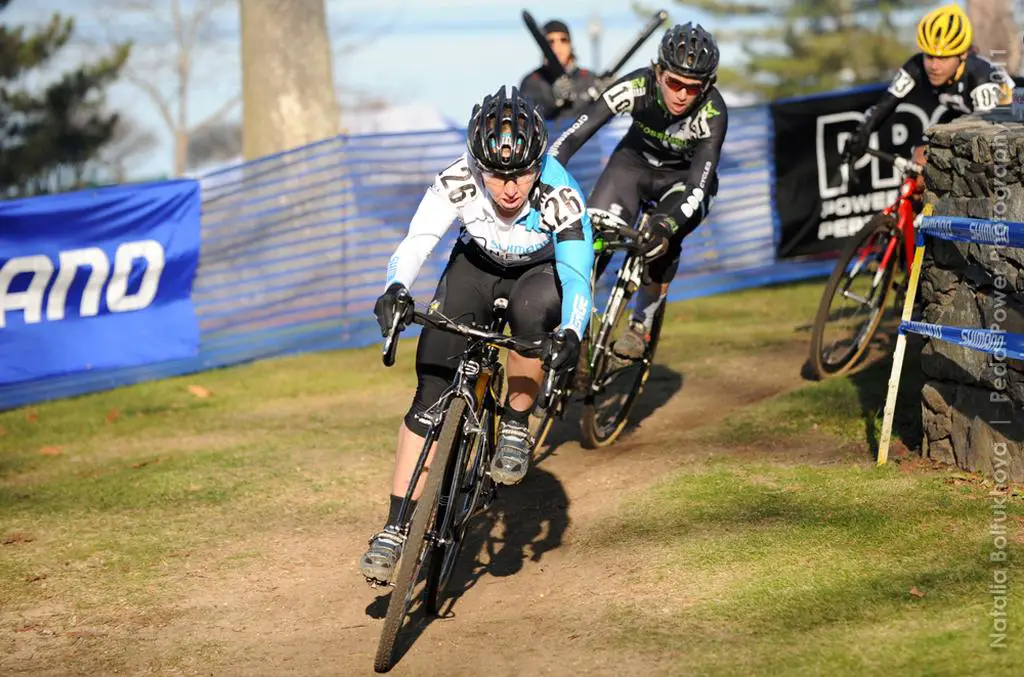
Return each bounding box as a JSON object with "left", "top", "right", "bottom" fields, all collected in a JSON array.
[{"left": 768, "top": 77, "right": 1024, "bottom": 259}]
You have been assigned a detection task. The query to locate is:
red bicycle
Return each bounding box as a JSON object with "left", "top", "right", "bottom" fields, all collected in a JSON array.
[{"left": 808, "top": 147, "right": 924, "bottom": 379}]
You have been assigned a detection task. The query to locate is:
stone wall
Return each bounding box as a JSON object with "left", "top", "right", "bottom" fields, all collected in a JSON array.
[{"left": 919, "top": 110, "right": 1024, "bottom": 482}]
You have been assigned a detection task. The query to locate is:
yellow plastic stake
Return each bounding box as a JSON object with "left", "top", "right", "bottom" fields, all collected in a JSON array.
[{"left": 876, "top": 241, "right": 926, "bottom": 465}]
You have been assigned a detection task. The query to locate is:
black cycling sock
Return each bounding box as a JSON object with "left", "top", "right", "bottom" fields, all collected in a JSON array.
[
  {"left": 502, "top": 400, "right": 531, "bottom": 426},
  {"left": 386, "top": 494, "right": 414, "bottom": 528}
]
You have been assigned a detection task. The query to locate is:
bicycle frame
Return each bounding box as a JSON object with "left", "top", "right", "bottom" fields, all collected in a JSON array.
[
  {"left": 390, "top": 309, "right": 509, "bottom": 538},
  {"left": 849, "top": 149, "right": 923, "bottom": 288},
  {"left": 588, "top": 210, "right": 651, "bottom": 391}
]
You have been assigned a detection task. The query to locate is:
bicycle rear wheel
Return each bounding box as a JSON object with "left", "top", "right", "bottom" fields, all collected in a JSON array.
[
  {"left": 809, "top": 214, "right": 901, "bottom": 379},
  {"left": 374, "top": 398, "right": 466, "bottom": 673},
  {"left": 580, "top": 285, "right": 664, "bottom": 449}
]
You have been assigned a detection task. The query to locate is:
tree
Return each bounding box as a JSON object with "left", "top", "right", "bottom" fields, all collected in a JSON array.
[
  {"left": 99, "top": 0, "right": 240, "bottom": 176},
  {"left": 666, "top": 0, "right": 934, "bottom": 100},
  {"left": 239, "top": 0, "right": 339, "bottom": 160},
  {"left": 186, "top": 120, "right": 241, "bottom": 169},
  {"left": 0, "top": 0, "right": 130, "bottom": 197},
  {"left": 967, "top": 0, "right": 1021, "bottom": 75},
  {"left": 97, "top": 115, "right": 160, "bottom": 183}
]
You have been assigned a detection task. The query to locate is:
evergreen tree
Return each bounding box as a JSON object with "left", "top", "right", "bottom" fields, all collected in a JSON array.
[
  {"left": 0, "top": 0, "right": 130, "bottom": 197},
  {"left": 666, "top": 0, "right": 935, "bottom": 100}
]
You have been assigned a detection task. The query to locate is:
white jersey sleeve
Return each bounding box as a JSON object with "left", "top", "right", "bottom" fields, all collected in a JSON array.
[{"left": 384, "top": 178, "right": 459, "bottom": 291}]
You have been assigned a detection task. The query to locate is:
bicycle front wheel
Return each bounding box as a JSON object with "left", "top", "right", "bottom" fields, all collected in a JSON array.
[
  {"left": 374, "top": 398, "right": 466, "bottom": 673},
  {"left": 580, "top": 284, "right": 664, "bottom": 449},
  {"left": 424, "top": 397, "right": 493, "bottom": 616},
  {"left": 809, "top": 214, "right": 901, "bottom": 379}
]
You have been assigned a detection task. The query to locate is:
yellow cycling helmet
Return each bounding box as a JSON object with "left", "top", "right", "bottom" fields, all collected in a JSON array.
[{"left": 917, "top": 4, "right": 973, "bottom": 57}]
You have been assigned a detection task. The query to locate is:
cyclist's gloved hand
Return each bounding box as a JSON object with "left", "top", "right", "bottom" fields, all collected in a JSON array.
[
  {"left": 542, "top": 328, "right": 581, "bottom": 372},
  {"left": 842, "top": 130, "right": 869, "bottom": 163},
  {"left": 637, "top": 219, "right": 674, "bottom": 261},
  {"left": 374, "top": 283, "right": 413, "bottom": 337},
  {"left": 585, "top": 76, "right": 614, "bottom": 103},
  {"left": 552, "top": 74, "right": 573, "bottom": 106}
]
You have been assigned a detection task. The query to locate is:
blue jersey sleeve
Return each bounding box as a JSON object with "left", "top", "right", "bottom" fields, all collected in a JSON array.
[{"left": 538, "top": 156, "right": 594, "bottom": 338}]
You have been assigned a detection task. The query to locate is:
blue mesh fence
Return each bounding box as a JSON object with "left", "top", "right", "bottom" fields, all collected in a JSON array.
[{"left": 0, "top": 105, "right": 831, "bottom": 409}]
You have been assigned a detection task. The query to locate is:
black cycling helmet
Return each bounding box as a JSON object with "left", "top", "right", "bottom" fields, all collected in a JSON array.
[
  {"left": 467, "top": 85, "right": 548, "bottom": 177},
  {"left": 658, "top": 22, "right": 720, "bottom": 85}
]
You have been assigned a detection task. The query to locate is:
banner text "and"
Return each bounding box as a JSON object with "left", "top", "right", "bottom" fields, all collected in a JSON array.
[{"left": 0, "top": 240, "right": 165, "bottom": 328}]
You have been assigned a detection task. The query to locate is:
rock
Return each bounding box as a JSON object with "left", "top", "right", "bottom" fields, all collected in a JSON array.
[{"left": 918, "top": 113, "right": 1024, "bottom": 482}]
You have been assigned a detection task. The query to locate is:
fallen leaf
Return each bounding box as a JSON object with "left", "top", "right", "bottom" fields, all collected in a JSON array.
[
  {"left": 2, "top": 532, "right": 34, "bottom": 545},
  {"left": 39, "top": 446, "right": 62, "bottom": 457},
  {"left": 187, "top": 385, "right": 211, "bottom": 398},
  {"left": 67, "top": 629, "right": 103, "bottom": 639},
  {"left": 909, "top": 586, "right": 926, "bottom": 598},
  {"left": 26, "top": 410, "right": 39, "bottom": 423},
  {"left": 105, "top": 409, "right": 120, "bottom": 424}
]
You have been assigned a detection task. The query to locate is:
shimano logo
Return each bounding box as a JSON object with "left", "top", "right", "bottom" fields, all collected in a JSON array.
[
  {"left": 910, "top": 321, "right": 944, "bottom": 340},
  {"left": 928, "top": 217, "right": 955, "bottom": 237},
  {"left": 969, "top": 221, "right": 1009, "bottom": 246},
  {"left": 0, "top": 240, "right": 166, "bottom": 328},
  {"left": 960, "top": 329, "right": 1006, "bottom": 352}
]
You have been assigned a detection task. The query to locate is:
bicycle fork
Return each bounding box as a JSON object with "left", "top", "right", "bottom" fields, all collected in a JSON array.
[{"left": 589, "top": 255, "right": 645, "bottom": 390}]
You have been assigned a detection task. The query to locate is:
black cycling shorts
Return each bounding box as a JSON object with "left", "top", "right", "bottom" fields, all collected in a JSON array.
[
  {"left": 404, "top": 240, "right": 562, "bottom": 436},
  {"left": 588, "top": 147, "right": 716, "bottom": 283}
]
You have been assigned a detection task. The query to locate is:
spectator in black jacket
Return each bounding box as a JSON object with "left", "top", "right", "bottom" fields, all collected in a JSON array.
[{"left": 519, "top": 19, "right": 602, "bottom": 122}]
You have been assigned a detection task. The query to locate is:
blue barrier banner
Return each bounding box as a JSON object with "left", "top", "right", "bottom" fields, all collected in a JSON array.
[
  {"left": 0, "top": 180, "right": 201, "bottom": 384},
  {"left": 899, "top": 320, "right": 1024, "bottom": 361},
  {"left": 919, "top": 215, "right": 1024, "bottom": 248}
]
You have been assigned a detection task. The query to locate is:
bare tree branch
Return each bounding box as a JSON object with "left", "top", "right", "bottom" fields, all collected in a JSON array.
[
  {"left": 171, "top": 0, "right": 184, "bottom": 52},
  {"left": 190, "top": 94, "right": 241, "bottom": 134},
  {"left": 123, "top": 68, "right": 175, "bottom": 131}
]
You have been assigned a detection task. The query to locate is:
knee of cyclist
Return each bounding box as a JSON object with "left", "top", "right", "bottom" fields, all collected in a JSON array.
[
  {"left": 403, "top": 369, "right": 449, "bottom": 437},
  {"left": 509, "top": 310, "right": 558, "bottom": 354},
  {"left": 911, "top": 144, "right": 927, "bottom": 167},
  {"left": 403, "top": 403, "right": 432, "bottom": 437}
]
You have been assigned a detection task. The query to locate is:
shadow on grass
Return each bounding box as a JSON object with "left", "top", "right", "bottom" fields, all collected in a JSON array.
[
  {"left": 848, "top": 334, "right": 926, "bottom": 457},
  {"left": 533, "top": 364, "right": 684, "bottom": 463}
]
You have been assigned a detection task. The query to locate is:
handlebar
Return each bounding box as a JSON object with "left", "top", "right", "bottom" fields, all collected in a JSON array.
[
  {"left": 380, "top": 307, "right": 572, "bottom": 414},
  {"left": 594, "top": 220, "right": 646, "bottom": 253},
  {"left": 863, "top": 147, "right": 923, "bottom": 176},
  {"left": 380, "top": 307, "right": 544, "bottom": 367}
]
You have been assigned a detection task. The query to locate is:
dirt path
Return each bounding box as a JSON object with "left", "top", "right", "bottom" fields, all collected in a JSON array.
[{"left": 14, "top": 343, "right": 818, "bottom": 677}]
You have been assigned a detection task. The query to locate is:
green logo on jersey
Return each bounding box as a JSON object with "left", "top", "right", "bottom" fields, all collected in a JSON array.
[
  {"left": 703, "top": 100, "right": 721, "bottom": 119},
  {"left": 633, "top": 120, "right": 692, "bottom": 149}
]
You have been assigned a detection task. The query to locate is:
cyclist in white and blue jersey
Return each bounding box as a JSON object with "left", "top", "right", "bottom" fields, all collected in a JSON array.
[{"left": 360, "top": 85, "right": 594, "bottom": 586}]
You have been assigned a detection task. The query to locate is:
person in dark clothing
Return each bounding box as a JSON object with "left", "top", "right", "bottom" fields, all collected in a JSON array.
[
  {"left": 519, "top": 19, "right": 602, "bottom": 122},
  {"left": 549, "top": 22, "right": 727, "bottom": 359}
]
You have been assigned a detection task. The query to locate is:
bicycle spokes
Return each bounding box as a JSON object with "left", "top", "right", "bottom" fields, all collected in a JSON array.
[{"left": 820, "top": 228, "right": 899, "bottom": 368}]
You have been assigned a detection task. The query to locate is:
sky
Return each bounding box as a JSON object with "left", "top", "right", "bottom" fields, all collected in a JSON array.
[{"left": 3, "top": 0, "right": 924, "bottom": 180}]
